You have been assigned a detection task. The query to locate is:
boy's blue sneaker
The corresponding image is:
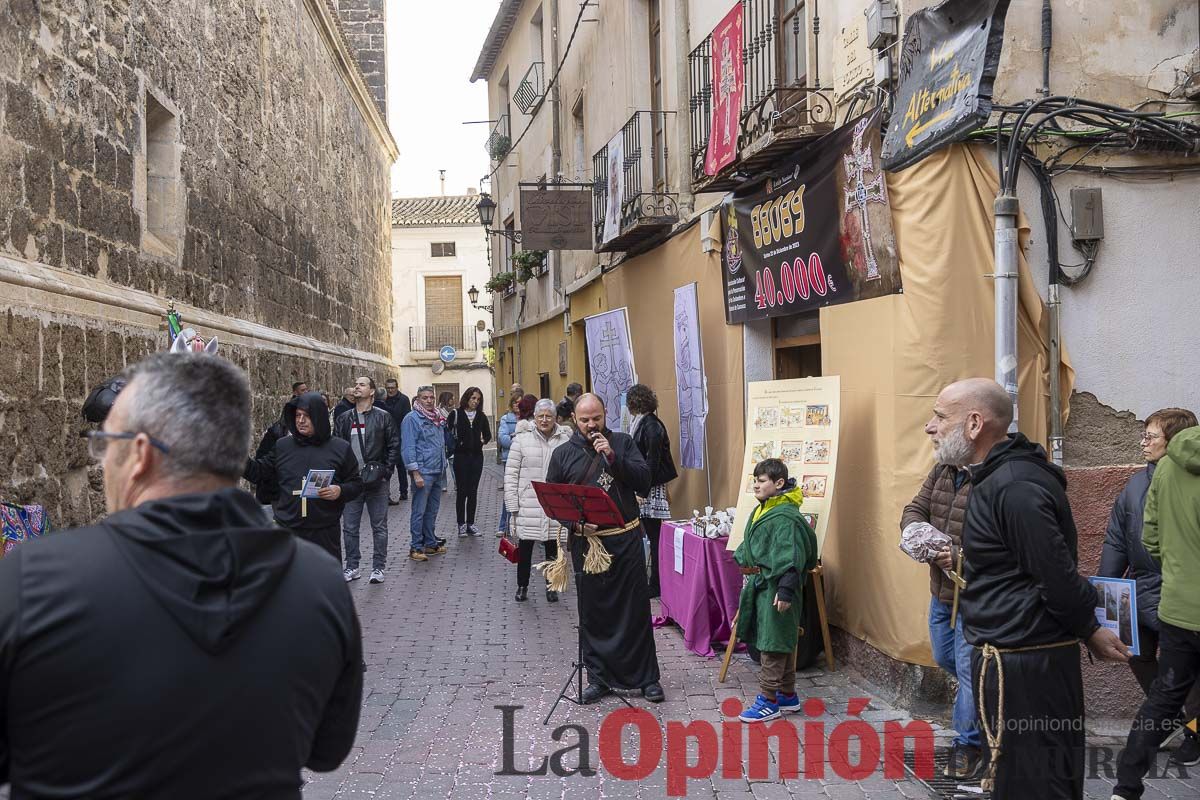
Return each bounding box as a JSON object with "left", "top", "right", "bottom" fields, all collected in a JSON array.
[
  {"left": 738, "top": 695, "right": 781, "bottom": 723},
  {"left": 776, "top": 692, "right": 801, "bottom": 713}
]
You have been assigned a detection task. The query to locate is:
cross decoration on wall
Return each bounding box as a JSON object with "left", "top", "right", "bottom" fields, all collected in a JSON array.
[{"left": 842, "top": 116, "right": 889, "bottom": 282}]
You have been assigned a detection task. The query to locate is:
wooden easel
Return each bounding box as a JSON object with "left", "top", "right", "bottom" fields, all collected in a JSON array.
[{"left": 719, "top": 562, "right": 834, "bottom": 682}]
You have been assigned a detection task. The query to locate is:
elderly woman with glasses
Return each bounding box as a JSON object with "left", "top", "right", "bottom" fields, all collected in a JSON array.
[
  {"left": 504, "top": 398, "right": 572, "bottom": 602},
  {"left": 1099, "top": 406, "right": 1200, "bottom": 767}
]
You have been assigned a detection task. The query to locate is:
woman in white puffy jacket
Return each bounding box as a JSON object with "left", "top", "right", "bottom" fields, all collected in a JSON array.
[{"left": 504, "top": 398, "right": 572, "bottom": 602}]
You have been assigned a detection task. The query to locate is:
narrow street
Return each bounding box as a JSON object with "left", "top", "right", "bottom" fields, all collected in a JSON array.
[{"left": 301, "top": 464, "right": 1200, "bottom": 800}]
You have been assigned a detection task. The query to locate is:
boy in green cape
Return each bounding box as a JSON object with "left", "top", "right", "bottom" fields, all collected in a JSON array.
[{"left": 733, "top": 458, "right": 818, "bottom": 723}]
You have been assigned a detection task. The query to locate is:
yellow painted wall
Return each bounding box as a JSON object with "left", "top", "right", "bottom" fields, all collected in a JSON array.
[{"left": 602, "top": 225, "right": 746, "bottom": 518}]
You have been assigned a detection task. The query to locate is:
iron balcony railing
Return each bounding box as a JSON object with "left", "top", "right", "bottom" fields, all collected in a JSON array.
[
  {"left": 688, "top": 0, "right": 835, "bottom": 188},
  {"left": 688, "top": 34, "right": 713, "bottom": 186},
  {"left": 408, "top": 326, "right": 479, "bottom": 353},
  {"left": 592, "top": 111, "right": 680, "bottom": 252},
  {"left": 486, "top": 114, "right": 511, "bottom": 161},
  {"left": 513, "top": 62, "right": 546, "bottom": 115}
]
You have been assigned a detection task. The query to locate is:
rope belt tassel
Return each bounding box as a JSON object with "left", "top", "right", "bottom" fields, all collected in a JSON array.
[{"left": 534, "top": 519, "right": 641, "bottom": 592}]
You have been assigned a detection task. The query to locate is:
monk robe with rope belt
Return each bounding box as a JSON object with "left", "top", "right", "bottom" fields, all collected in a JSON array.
[
  {"left": 959, "top": 434, "right": 1102, "bottom": 799},
  {"left": 544, "top": 428, "right": 662, "bottom": 692}
]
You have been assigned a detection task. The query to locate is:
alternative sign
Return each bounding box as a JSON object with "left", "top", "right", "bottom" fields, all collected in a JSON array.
[
  {"left": 519, "top": 188, "right": 593, "bottom": 250},
  {"left": 881, "top": 0, "right": 1012, "bottom": 172},
  {"left": 721, "top": 110, "right": 900, "bottom": 324}
]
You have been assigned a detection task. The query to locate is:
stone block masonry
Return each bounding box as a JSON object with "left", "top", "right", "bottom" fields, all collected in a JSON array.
[
  {"left": 0, "top": 0, "right": 398, "bottom": 526},
  {"left": 331, "top": 0, "right": 388, "bottom": 116}
]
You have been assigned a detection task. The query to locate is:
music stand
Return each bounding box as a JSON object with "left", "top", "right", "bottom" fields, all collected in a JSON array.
[{"left": 532, "top": 480, "right": 634, "bottom": 725}]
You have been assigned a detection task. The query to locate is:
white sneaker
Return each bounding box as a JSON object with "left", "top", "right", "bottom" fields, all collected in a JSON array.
[
  {"left": 468, "top": 524, "right": 482, "bottom": 537},
  {"left": 369, "top": 569, "right": 385, "bottom": 584},
  {"left": 496, "top": 529, "right": 506, "bottom": 538},
  {"left": 458, "top": 524, "right": 469, "bottom": 538},
  {"left": 343, "top": 568, "right": 360, "bottom": 582}
]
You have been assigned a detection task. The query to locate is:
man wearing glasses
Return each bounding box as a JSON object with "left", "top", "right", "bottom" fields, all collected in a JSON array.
[{"left": 0, "top": 353, "right": 364, "bottom": 797}]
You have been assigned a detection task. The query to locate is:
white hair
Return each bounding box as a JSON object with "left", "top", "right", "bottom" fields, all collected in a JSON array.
[{"left": 534, "top": 398, "right": 556, "bottom": 414}]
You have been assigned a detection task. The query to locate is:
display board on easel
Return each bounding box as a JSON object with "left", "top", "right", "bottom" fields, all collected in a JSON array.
[{"left": 728, "top": 376, "right": 841, "bottom": 553}]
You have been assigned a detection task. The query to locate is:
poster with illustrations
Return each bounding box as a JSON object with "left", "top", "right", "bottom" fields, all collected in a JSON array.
[
  {"left": 729, "top": 376, "right": 841, "bottom": 553},
  {"left": 583, "top": 308, "right": 637, "bottom": 433},
  {"left": 673, "top": 283, "right": 708, "bottom": 469}
]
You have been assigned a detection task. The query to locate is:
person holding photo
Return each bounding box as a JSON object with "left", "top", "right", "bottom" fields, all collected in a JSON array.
[
  {"left": 245, "top": 392, "right": 364, "bottom": 562},
  {"left": 1101, "top": 407, "right": 1200, "bottom": 770}
]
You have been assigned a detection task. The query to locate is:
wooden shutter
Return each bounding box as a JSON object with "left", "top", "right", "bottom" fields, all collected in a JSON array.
[{"left": 424, "top": 276, "right": 463, "bottom": 349}]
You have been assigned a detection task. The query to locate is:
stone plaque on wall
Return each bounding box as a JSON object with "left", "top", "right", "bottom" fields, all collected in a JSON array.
[
  {"left": 835, "top": 14, "right": 873, "bottom": 103},
  {"left": 520, "top": 188, "right": 593, "bottom": 250}
]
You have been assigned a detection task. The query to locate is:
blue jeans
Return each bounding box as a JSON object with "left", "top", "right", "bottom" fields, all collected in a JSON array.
[
  {"left": 409, "top": 470, "right": 446, "bottom": 551},
  {"left": 929, "top": 596, "right": 981, "bottom": 747},
  {"left": 343, "top": 480, "right": 390, "bottom": 570}
]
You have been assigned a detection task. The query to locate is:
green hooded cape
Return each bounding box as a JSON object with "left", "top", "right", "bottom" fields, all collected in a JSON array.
[{"left": 733, "top": 485, "right": 818, "bottom": 653}]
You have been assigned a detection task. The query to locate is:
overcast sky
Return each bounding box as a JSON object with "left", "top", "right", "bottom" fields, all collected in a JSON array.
[{"left": 385, "top": 0, "right": 496, "bottom": 199}]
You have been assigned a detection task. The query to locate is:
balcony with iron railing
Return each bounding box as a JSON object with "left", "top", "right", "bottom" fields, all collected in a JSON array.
[
  {"left": 591, "top": 111, "right": 680, "bottom": 254},
  {"left": 408, "top": 325, "right": 480, "bottom": 356},
  {"left": 688, "top": 0, "right": 836, "bottom": 193},
  {"left": 486, "top": 114, "right": 511, "bottom": 162},
  {"left": 513, "top": 62, "right": 546, "bottom": 115}
]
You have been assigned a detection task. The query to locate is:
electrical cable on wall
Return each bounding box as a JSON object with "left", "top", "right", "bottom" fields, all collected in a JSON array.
[{"left": 483, "top": 0, "right": 592, "bottom": 184}]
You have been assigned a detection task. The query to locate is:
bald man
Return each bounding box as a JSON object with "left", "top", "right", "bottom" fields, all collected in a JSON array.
[
  {"left": 545, "top": 393, "right": 664, "bottom": 704},
  {"left": 930, "top": 379, "right": 1127, "bottom": 799}
]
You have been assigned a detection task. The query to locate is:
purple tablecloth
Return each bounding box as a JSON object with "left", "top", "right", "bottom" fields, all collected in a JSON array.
[{"left": 653, "top": 521, "right": 744, "bottom": 658}]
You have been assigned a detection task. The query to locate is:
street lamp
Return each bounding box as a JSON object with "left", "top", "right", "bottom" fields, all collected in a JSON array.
[
  {"left": 467, "top": 284, "right": 493, "bottom": 313},
  {"left": 475, "top": 192, "right": 522, "bottom": 244}
]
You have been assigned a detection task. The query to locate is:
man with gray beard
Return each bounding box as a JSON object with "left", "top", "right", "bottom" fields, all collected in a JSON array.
[
  {"left": 940, "top": 378, "right": 1127, "bottom": 799},
  {"left": 900, "top": 394, "right": 982, "bottom": 779}
]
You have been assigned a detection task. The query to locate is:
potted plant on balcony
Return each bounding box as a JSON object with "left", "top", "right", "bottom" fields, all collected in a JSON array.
[
  {"left": 488, "top": 134, "right": 511, "bottom": 161},
  {"left": 511, "top": 249, "right": 548, "bottom": 283},
  {"left": 485, "top": 271, "right": 516, "bottom": 296}
]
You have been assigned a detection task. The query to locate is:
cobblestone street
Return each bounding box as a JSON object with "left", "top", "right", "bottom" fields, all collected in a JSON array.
[{"left": 302, "top": 464, "right": 1200, "bottom": 800}]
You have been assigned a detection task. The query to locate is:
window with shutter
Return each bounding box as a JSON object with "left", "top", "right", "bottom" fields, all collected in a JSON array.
[{"left": 424, "top": 276, "right": 464, "bottom": 349}]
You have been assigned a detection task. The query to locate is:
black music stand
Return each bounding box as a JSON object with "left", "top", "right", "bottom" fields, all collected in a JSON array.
[{"left": 532, "top": 480, "right": 634, "bottom": 725}]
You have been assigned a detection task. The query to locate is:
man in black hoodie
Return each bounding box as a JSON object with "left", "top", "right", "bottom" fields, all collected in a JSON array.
[
  {"left": 928, "top": 378, "right": 1127, "bottom": 800},
  {"left": 246, "top": 391, "right": 364, "bottom": 562},
  {"left": 0, "top": 352, "right": 363, "bottom": 798}
]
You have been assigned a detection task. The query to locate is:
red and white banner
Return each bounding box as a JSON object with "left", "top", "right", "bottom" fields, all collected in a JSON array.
[{"left": 705, "top": 3, "right": 744, "bottom": 176}]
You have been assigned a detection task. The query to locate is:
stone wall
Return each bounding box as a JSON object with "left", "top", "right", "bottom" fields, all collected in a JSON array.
[
  {"left": 0, "top": 0, "right": 392, "bottom": 352},
  {"left": 0, "top": 0, "right": 395, "bottom": 528},
  {"left": 0, "top": 307, "right": 379, "bottom": 529},
  {"left": 332, "top": 0, "right": 387, "bottom": 116}
]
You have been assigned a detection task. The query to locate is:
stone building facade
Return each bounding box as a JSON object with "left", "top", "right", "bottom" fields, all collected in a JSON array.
[{"left": 0, "top": 0, "right": 398, "bottom": 527}]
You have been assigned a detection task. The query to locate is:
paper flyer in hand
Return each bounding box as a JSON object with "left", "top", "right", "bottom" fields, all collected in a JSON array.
[
  {"left": 1088, "top": 576, "right": 1140, "bottom": 656},
  {"left": 300, "top": 469, "right": 335, "bottom": 499}
]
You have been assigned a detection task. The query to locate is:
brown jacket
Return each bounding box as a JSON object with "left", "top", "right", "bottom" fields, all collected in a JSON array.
[{"left": 901, "top": 463, "right": 971, "bottom": 605}]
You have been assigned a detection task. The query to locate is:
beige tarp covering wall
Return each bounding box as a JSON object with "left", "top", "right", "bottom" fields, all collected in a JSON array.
[
  {"left": 604, "top": 224, "right": 746, "bottom": 518},
  {"left": 820, "top": 143, "right": 1074, "bottom": 665}
]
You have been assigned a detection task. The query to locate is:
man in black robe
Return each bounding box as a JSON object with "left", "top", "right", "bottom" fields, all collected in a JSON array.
[
  {"left": 545, "top": 393, "right": 665, "bottom": 704},
  {"left": 245, "top": 392, "right": 363, "bottom": 562},
  {"left": 930, "top": 379, "right": 1127, "bottom": 799}
]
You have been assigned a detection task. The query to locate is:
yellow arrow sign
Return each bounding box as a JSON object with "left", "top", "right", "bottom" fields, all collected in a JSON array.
[
  {"left": 1189, "top": 717, "right": 1198, "bottom": 733},
  {"left": 905, "top": 111, "right": 954, "bottom": 148}
]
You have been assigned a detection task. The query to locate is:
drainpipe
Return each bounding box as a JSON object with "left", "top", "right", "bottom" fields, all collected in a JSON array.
[
  {"left": 673, "top": 0, "right": 695, "bottom": 217},
  {"left": 1048, "top": 281, "right": 1063, "bottom": 464},
  {"left": 1039, "top": 0, "right": 1053, "bottom": 97},
  {"left": 993, "top": 194, "right": 1020, "bottom": 434},
  {"left": 549, "top": 0, "right": 563, "bottom": 294}
]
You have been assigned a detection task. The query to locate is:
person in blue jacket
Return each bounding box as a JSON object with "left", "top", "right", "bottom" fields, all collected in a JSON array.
[
  {"left": 495, "top": 393, "right": 525, "bottom": 537},
  {"left": 401, "top": 386, "right": 450, "bottom": 562}
]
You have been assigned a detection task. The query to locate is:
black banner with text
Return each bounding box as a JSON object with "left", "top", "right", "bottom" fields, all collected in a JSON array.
[
  {"left": 881, "top": 0, "right": 1012, "bottom": 172},
  {"left": 721, "top": 111, "right": 901, "bottom": 324}
]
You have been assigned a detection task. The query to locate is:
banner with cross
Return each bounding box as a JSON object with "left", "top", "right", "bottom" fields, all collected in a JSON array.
[{"left": 720, "top": 109, "right": 902, "bottom": 324}]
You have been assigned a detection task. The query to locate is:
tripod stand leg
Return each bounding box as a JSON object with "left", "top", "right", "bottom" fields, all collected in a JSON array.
[{"left": 543, "top": 662, "right": 584, "bottom": 726}]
